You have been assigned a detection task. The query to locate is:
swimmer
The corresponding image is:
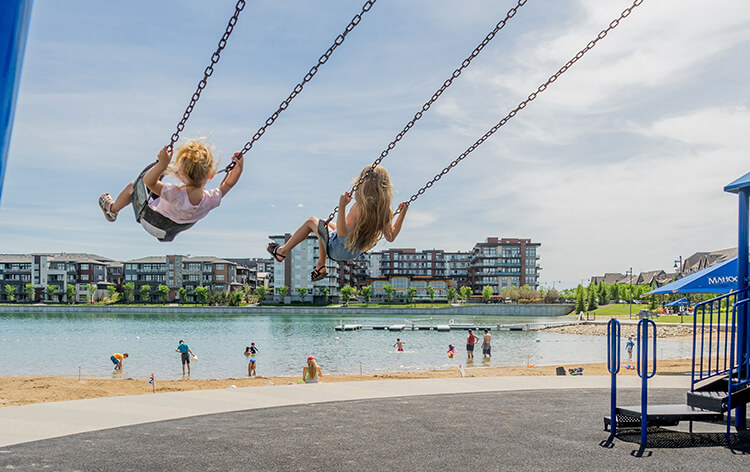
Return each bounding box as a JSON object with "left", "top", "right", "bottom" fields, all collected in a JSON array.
[
  {"left": 447, "top": 344, "right": 457, "bottom": 359},
  {"left": 248, "top": 358, "right": 257, "bottom": 377},
  {"left": 393, "top": 338, "right": 405, "bottom": 352}
]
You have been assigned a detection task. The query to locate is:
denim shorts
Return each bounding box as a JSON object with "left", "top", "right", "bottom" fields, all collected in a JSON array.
[{"left": 327, "top": 230, "right": 363, "bottom": 261}]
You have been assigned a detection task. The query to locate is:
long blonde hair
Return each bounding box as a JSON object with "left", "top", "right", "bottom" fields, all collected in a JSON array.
[
  {"left": 345, "top": 166, "right": 393, "bottom": 253},
  {"left": 169, "top": 138, "right": 216, "bottom": 186},
  {"left": 307, "top": 357, "right": 319, "bottom": 381}
]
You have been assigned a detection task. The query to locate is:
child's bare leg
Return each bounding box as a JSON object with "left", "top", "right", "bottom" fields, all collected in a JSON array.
[
  {"left": 278, "top": 217, "right": 319, "bottom": 257},
  {"left": 111, "top": 182, "right": 134, "bottom": 213}
]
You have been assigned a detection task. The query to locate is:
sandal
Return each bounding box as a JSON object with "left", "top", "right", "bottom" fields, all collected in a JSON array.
[
  {"left": 98, "top": 193, "right": 118, "bottom": 222},
  {"left": 266, "top": 242, "right": 286, "bottom": 263},
  {"left": 310, "top": 266, "right": 328, "bottom": 282}
]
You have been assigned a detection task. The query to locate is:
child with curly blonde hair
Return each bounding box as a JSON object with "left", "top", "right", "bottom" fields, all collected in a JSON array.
[
  {"left": 99, "top": 139, "right": 243, "bottom": 239},
  {"left": 266, "top": 165, "right": 408, "bottom": 281}
]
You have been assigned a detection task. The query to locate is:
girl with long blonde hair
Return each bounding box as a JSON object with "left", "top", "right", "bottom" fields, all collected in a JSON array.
[
  {"left": 303, "top": 356, "right": 322, "bottom": 383},
  {"left": 266, "top": 166, "right": 409, "bottom": 281}
]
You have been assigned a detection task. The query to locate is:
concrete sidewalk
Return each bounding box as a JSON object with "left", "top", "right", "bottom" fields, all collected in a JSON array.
[{"left": 0, "top": 374, "right": 690, "bottom": 447}]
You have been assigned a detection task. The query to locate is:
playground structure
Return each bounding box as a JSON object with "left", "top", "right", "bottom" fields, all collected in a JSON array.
[{"left": 605, "top": 173, "right": 750, "bottom": 450}]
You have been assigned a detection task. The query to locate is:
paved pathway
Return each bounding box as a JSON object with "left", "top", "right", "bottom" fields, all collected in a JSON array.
[{"left": 1, "top": 375, "right": 748, "bottom": 471}]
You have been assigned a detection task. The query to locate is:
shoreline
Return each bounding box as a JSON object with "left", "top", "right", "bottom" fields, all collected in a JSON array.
[{"left": 0, "top": 358, "right": 694, "bottom": 407}]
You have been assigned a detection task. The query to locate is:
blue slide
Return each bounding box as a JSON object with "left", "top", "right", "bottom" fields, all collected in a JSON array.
[{"left": 0, "top": 0, "right": 33, "bottom": 204}]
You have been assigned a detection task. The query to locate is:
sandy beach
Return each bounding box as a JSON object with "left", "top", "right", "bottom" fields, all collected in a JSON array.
[
  {"left": 0, "top": 357, "right": 694, "bottom": 407},
  {"left": 541, "top": 321, "right": 694, "bottom": 338}
]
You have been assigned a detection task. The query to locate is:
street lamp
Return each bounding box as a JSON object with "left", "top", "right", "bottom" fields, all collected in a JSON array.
[
  {"left": 626, "top": 267, "right": 633, "bottom": 318},
  {"left": 674, "top": 256, "right": 683, "bottom": 278}
]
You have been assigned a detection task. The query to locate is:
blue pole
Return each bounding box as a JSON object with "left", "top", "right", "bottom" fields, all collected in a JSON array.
[
  {"left": 607, "top": 319, "right": 621, "bottom": 436},
  {"left": 736, "top": 188, "right": 749, "bottom": 429},
  {"left": 0, "top": 0, "right": 33, "bottom": 205}
]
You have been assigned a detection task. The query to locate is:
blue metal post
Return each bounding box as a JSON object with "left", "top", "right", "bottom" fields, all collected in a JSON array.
[
  {"left": 0, "top": 0, "right": 33, "bottom": 204},
  {"left": 607, "top": 319, "right": 621, "bottom": 435},
  {"left": 736, "top": 188, "right": 749, "bottom": 429},
  {"left": 637, "top": 319, "right": 656, "bottom": 447}
]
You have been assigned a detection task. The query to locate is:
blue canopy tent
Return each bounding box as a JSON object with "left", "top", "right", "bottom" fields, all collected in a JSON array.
[
  {"left": 643, "top": 257, "right": 739, "bottom": 295},
  {"left": 664, "top": 297, "right": 690, "bottom": 306}
]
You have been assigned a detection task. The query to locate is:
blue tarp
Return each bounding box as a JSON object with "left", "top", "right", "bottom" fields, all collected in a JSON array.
[
  {"left": 664, "top": 297, "right": 690, "bottom": 307},
  {"left": 644, "top": 257, "right": 739, "bottom": 295}
]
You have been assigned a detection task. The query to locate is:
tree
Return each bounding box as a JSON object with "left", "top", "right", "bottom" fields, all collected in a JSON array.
[
  {"left": 106, "top": 285, "right": 117, "bottom": 303},
  {"left": 66, "top": 284, "right": 76, "bottom": 304},
  {"left": 459, "top": 286, "right": 473, "bottom": 304},
  {"left": 482, "top": 285, "right": 493, "bottom": 303},
  {"left": 340, "top": 285, "right": 355, "bottom": 306},
  {"left": 427, "top": 286, "right": 436, "bottom": 305},
  {"left": 406, "top": 287, "right": 416, "bottom": 305},
  {"left": 229, "top": 290, "right": 242, "bottom": 306},
  {"left": 608, "top": 283, "right": 620, "bottom": 303},
  {"left": 543, "top": 288, "right": 560, "bottom": 303},
  {"left": 243, "top": 283, "right": 252, "bottom": 303},
  {"left": 85, "top": 283, "right": 97, "bottom": 303},
  {"left": 254, "top": 286, "right": 268, "bottom": 303},
  {"left": 319, "top": 286, "right": 330, "bottom": 305},
  {"left": 178, "top": 287, "right": 187, "bottom": 304},
  {"left": 4, "top": 284, "right": 16, "bottom": 302},
  {"left": 46, "top": 284, "right": 58, "bottom": 303},
  {"left": 158, "top": 284, "right": 169, "bottom": 303},
  {"left": 123, "top": 282, "right": 135, "bottom": 303},
  {"left": 575, "top": 286, "right": 586, "bottom": 313},
  {"left": 598, "top": 283, "right": 608, "bottom": 305},
  {"left": 446, "top": 287, "right": 457, "bottom": 304},
  {"left": 278, "top": 285, "right": 290, "bottom": 303},
  {"left": 195, "top": 286, "right": 208, "bottom": 304},
  {"left": 586, "top": 284, "right": 598, "bottom": 311},
  {"left": 382, "top": 284, "right": 395, "bottom": 304},
  {"left": 296, "top": 286, "right": 308, "bottom": 304},
  {"left": 25, "top": 283, "right": 35, "bottom": 303},
  {"left": 139, "top": 285, "right": 151, "bottom": 303},
  {"left": 360, "top": 285, "right": 372, "bottom": 306}
]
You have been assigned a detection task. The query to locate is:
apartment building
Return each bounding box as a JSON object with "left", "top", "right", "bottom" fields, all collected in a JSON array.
[
  {"left": 369, "top": 275, "right": 450, "bottom": 301},
  {"left": 366, "top": 248, "right": 471, "bottom": 289},
  {"left": 224, "top": 258, "right": 274, "bottom": 290},
  {"left": 268, "top": 234, "right": 350, "bottom": 301},
  {"left": 0, "top": 253, "right": 119, "bottom": 302},
  {"left": 124, "top": 255, "right": 239, "bottom": 302},
  {"left": 469, "top": 238, "right": 541, "bottom": 293}
]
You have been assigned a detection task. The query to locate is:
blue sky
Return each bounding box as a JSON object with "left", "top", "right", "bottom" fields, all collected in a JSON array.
[{"left": 2, "top": 0, "right": 750, "bottom": 289}]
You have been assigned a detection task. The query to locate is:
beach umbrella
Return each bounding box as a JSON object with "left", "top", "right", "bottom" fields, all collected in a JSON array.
[{"left": 643, "top": 257, "right": 739, "bottom": 295}]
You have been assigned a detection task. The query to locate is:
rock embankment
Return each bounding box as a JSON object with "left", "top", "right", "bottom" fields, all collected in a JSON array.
[{"left": 541, "top": 322, "right": 693, "bottom": 338}]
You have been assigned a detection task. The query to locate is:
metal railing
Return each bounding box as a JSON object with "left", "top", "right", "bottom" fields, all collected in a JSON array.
[{"left": 691, "top": 289, "right": 748, "bottom": 387}]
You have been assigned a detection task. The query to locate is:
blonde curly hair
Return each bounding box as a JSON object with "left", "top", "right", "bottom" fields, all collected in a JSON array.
[
  {"left": 170, "top": 138, "right": 216, "bottom": 186},
  {"left": 345, "top": 166, "right": 393, "bottom": 253}
]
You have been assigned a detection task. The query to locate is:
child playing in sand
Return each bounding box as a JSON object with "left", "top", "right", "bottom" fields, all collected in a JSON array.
[
  {"left": 265, "top": 166, "right": 408, "bottom": 281},
  {"left": 110, "top": 352, "right": 128, "bottom": 371},
  {"left": 98, "top": 139, "right": 243, "bottom": 240}
]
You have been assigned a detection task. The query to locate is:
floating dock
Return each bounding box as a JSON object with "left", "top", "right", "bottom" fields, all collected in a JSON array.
[{"left": 333, "top": 320, "right": 578, "bottom": 332}]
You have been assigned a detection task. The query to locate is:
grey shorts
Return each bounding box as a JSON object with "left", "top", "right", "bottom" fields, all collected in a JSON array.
[
  {"left": 181, "top": 352, "right": 190, "bottom": 365},
  {"left": 482, "top": 344, "right": 491, "bottom": 355},
  {"left": 327, "top": 230, "right": 363, "bottom": 261}
]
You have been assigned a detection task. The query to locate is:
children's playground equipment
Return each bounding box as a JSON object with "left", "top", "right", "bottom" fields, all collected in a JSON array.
[
  {"left": 0, "top": 0, "right": 33, "bottom": 205},
  {"left": 605, "top": 172, "right": 750, "bottom": 450}
]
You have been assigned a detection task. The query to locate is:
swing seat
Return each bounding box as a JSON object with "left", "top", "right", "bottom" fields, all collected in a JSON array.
[{"left": 131, "top": 162, "right": 194, "bottom": 242}]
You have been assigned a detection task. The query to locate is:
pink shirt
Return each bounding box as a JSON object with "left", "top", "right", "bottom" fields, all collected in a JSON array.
[{"left": 149, "top": 183, "right": 222, "bottom": 224}]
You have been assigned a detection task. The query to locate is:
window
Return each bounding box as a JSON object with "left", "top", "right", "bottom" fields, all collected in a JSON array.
[
  {"left": 216, "top": 274, "right": 224, "bottom": 281},
  {"left": 216, "top": 264, "right": 224, "bottom": 270},
  {"left": 81, "top": 274, "right": 89, "bottom": 281},
  {"left": 80, "top": 264, "right": 89, "bottom": 270}
]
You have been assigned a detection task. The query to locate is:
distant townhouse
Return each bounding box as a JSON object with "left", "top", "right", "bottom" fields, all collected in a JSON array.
[
  {"left": 369, "top": 275, "right": 450, "bottom": 302},
  {"left": 123, "top": 255, "right": 239, "bottom": 302},
  {"left": 468, "top": 238, "right": 541, "bottom": 294}
]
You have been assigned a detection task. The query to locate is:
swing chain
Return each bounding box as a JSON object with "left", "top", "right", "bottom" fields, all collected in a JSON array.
[
  {"left": 392, "top": 0, "right": 645, "bottom": 215},
  {"left": 169, "top": 0, "right": 246, "bottom": 151},
  {"left": 325, "top": 0, "right": 529, "bottom": 223},
  {"left": 220, "top": 0, "right": 379, "bottom": 175}
]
